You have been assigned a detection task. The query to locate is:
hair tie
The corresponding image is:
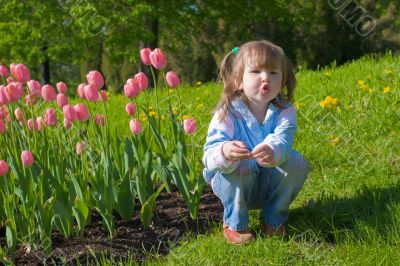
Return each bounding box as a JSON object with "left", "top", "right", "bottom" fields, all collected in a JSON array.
[{"left": 231, "top": 47, "right": 239, "bottom": 54}]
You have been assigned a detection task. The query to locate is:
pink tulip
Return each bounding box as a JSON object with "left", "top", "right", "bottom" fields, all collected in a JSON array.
[
  {"left": 124, "top": 78, "right": 140, "bottom": 98},
  {"left": 135, "top": 72, "right": 148, "bottom": 90},
  {"left": 27, "top": 80, "right": 42, "bottom": 98},
  {"left": 150, "top": 48, "right": 167, "bottom": 69},
  {"left": 0, "top": 64, "right": 9, "bottom": 78},
  {"left": 125, "top": 102, "right": 136, "bottom": 116},
  {"left": 57, "top": 93, "right": 68, "bottom": 109},
  {"left": 76, "top": 142, "right": 86, "bottom": 155},
  {"left": 0, "top": 160, "right": 8, "bottom": 176},
  {"left": 77, "top": 83, "right": 86, "bottom": 99},
  {"left": 12, "top": 64, "right": 30, "bottom": 83},
  {"left": 166, "top": 71, "right": 180, "bottom": 88},
  {"left": 25, "top": 95, "right": 37, "bottom": 106},
  {"left": 63, "top": 104, "right": 77, "bottom": 122},
  {"left": 14, "top": 108, "right": 24, "bottom": 122},
  {"left": 56, "top": 81, "right": 68, "bottom": 94},
  {"left": 129, "top": 119, "right": 142, "bottom": 135},
  {"left": 100, "top": 90, "right": 108, "bottom": 102},
  {"left": 21, "top": 151, "right": 34, "bottom": 167},
  {"left": 86, "top": 70, "right": 104, "bottom": 89},
  {"left": 5, "top": 82, "right": 24, "bottom": 102},
  {"left": 27, "top": 119, "right": 35, "bottom": 131},
  {"left": 94, "top": 114, "right": 105, "bottom": 126},
  {"left": 84, "top": 83, "right": 99, "bottom": 102},
  {"left": 0, "top": 85, "right": 8, "bottom": 105},
  {"left": 74, "top": 103, "right": 90, "bottom": 122},
  {"left": 36, "top": 117, "right": 42, "bottom": 132},
  {"left": 0, "top": 119, "right": 5, "bottom": 134},
  {"left": 140, "top": 48, "right": 152, "bottom": 65},
  {"left": 64, "top": 118, "right": 72, "bottom": 129},
  {"left": 41, "top": 84, "right": 57, "bottom": 102},
  {"left": 45, "top": 108, "right": 57, "bottom": 126},
  {"left": 183, "top": 118, "right": 196, "bottom": 134}
]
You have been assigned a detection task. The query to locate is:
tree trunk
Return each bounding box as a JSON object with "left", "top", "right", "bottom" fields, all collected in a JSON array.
[{"left": 41, "top": 46, "right": 51, "bottom": 85}]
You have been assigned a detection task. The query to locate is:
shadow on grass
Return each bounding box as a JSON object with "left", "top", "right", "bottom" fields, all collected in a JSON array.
[{"left": 288, "top": 181, "right": 400, "bottom": 244}]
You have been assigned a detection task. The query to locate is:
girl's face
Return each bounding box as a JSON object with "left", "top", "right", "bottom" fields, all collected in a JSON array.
[{"left": 241, "top": 63, "right": 283, "bottom": 107}]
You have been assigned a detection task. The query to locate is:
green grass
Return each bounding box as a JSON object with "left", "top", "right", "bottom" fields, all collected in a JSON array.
[{"left": 91, "top": 52, "right": 400, "bottom": 265}]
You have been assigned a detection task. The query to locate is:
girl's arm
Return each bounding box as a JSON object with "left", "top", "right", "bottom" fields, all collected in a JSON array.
[
  {"left": 262, "top": 106, "right": 297, "bottom": 167},
  {"left": 203, "top": 112, "right": 240, "bottom": 175}
]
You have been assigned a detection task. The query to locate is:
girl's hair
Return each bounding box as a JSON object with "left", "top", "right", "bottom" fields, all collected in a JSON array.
[{"left": 216, "top": 40, "right": 296, "bottom": 121}]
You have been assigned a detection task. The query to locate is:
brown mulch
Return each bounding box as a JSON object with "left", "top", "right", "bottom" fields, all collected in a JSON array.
[{"left": 0, "top": 186, "right": 223, "bottom": 265}]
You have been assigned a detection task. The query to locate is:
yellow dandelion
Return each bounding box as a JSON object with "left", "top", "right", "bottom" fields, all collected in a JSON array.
[
  {"left": 140, "top": 114, "right": 147, "bottom": 122},
  {"left": 149, "top": 111, "right": 157, "bottom": 117},
  {"left": 182, "top": 114, "right": 189, "bottom": 120},
  {"left": 383, "top": 87, "right": 391, "bottom": 93},
  {"left": 148, "top": 106, "right": 153, "bottom": 110},
  {"left": 330, "top": 136, "right": 340, "bottom": 145},
  {"left": 168, "top": 89, "right": 174, "bottom": 94},
  {"left": 324, "top": 71, "right": 332, "bottom": 77},
  {"left": 196, "top": 81, "right": 202, "bottom": 86},
  {"left": 384, "top": 69, "right": 393, "bottom": 75},
  {"left": 357, "top": 80, "right": 365, "bottom": 86},
  {"left": 331, "top": 98, "right": 338, "bottom": 105}
]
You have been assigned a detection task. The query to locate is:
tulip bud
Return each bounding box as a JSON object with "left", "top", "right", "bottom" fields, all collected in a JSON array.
[
  {"left": 12, "top": 64, "right": 30, "bottom": 83},
  {"left": 0, "top": 64, "right": 9, "bottom": 78},
  {"left": 27, "top": 80, "right": 42, "bottom": 98},
  {"left": 41, "top": 84, "right": 57, "bottom": 102},
  {"left": 63, "top": 104, "right": 77, "bottom": 122},
  {"left": 125, "top": 102, "right": 136, "bottom": 116},
  {"left": 86, "top": 70, "right": 104, "bottom": 89},
  {"left": 0, "top": 85, "right": 8, "bottom": 105},
  {"left": 124, "top": 78, "right": 140, "bottom": 98},
  {"left": 0, "top": 160, "right": 8, "bottom": 176},
  {"left": 183, "top": 118, "right": 196, "bottom": 134},
  {"left": 77, "top": 83, "right": 86, "bottom": 99},
  {"left": 27, "top": 119, "right": 35, "bottom": 131},
  {"left": 56, "top": 81, "right": 68, "bottom": 94},
  {"left": 166, "top": 71, "right": 180, "bottom": 88},
  {"left": 36, "top": 117, "right": 43, "bottom": 132},
  {"left": 129, "top": 119, "right": 142, "bottom": 135},
  {"left": 135, "top": 72, "right": 148, "bottom": 91},
  {"left": 21, "top": 151, "right": 34, "bottom": 167},
  {"left": 45, "top": 108, "right": 57, "bottom": 126},
  {"left": 76, "top": 142, "right": 86, "bottom": 155},
  {"left": 14, "top": 108, "right": 24, "bottom": 122},
  {"left": 149, "top": 48, "right": 167, "bottom": 69},
  {"left": 94, "top": 114, "right": 105, "bottom": 126},
  {"left": 64, "top": 118, "right": 72, "bottom": 129},
  {"left": 84, "top": 83, "right": 99, "bottom": 102},
  {"left": 140, "top": 48, "right": 152, "bottom": 65},
  {"left": 74, "top": 103, "right": 90, "bottom": 122},
  {"left": 57, "top": 93, "right": 69, "bottom": 109}
]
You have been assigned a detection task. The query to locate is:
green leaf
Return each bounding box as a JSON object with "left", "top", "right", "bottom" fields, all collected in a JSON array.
[
  {"left": 51, "top": 199, "right": 72, "bottom": 238},
  {"left": 115, "top": 173, "right": 135, "bottom": 221},
  {"left": 72, "top": 197, "right": 89, "bottom": 239},
  {"left": 140, "top": 184, "right": 165, "bottom": 229}
]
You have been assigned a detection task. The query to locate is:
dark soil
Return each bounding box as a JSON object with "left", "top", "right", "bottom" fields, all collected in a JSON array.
[{"left": 0, "top": 186, "right": 223, "bottom": 265}]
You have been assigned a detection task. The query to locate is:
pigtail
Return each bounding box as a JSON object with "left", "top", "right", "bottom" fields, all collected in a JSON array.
[
  {"left": 215, "top": 51, "right": 240, "bottom": 121},
  {"left": 282, "top": 57, "right": 296, "bottom": 104}
]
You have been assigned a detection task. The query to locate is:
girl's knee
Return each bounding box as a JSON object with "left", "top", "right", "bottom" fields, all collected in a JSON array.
[{"left": 284, "top": 150, "right": 310, "bottom": 178}]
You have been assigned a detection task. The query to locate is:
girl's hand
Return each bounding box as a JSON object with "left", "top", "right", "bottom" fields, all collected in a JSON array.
[
  {"left": 251, "top": 143, "right": 275, "bottom": 166},
  {"left": 222, "top": 141, "right": 251, "bottom": 162}
]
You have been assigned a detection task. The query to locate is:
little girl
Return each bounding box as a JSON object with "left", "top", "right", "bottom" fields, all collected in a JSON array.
[{"left": 203, "top": 40, "right": 310, "bottom": 244}]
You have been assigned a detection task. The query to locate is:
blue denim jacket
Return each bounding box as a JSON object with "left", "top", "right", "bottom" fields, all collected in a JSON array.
[{"left": 202, "top": 97, "right": 297, "bottom": 184}]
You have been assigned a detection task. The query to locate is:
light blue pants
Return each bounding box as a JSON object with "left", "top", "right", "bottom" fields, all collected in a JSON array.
[{"left": 211, "top": 150, "right": 310, "bottom": 231}]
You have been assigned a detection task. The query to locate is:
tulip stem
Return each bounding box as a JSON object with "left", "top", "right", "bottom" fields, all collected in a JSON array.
[{"left": 149, "top": 66, "right": 160, "bottom": 131}]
